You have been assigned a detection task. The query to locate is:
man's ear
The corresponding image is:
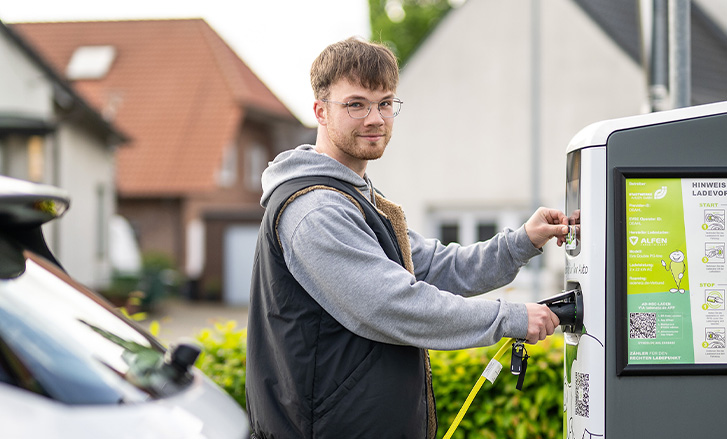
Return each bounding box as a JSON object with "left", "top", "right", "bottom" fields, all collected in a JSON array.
[{"left": 313, "top": 100, "right": 327, "bottom": 125}]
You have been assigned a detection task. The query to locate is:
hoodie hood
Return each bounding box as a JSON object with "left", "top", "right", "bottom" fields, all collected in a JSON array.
[{"left": 260, "top": 144, "right": 369, "bottom": 208}]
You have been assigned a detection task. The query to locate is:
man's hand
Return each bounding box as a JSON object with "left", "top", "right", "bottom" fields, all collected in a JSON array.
[
  {"left": 524, "top": 303, "right": 560, "bottom": 344},
  {"left": 524, "top": 207, "right": 569, "bottom": 249}
]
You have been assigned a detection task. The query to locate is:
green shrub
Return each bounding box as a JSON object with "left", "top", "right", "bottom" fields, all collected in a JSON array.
[
  {"left": 194, "top": 321, "right": 247, "bottom": 411},
  {"left": 431, "top": 335, "right": 564, "bottom": 439},
  {"left": 138, "top": 251, "right": 181, "bottom": 309},
  {"left": 106, "top": 272, "right": 141, "bottom": 299},
  {"left": 193, "top": 320, "right": 564, "bottom": 438},
  {"left": 141, "top": 250, "right": 177, "bottom": 273}
]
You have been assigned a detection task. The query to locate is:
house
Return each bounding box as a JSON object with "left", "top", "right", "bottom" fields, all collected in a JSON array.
[
  {"left": 13, "top": 19, "right": 313, "bottom": 303},
  {"left": 0, "top": 19, "right": 127, "bottom": 290},
  {"left": 367, "top": 0, "right": 727, "bottom": 302}
]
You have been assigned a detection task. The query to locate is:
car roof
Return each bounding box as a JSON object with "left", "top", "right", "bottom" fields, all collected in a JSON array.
[{"left": 0, "top": 176, "right": 70, "bottom": 227}]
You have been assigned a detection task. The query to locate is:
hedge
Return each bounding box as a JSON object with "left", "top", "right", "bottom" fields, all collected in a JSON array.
[
  {"left": 194, "top": 321, "right": 564, "bottom": 438},
  {"left": 431, "top": 336, "right": 564, "bottom": 439},
  {"left": 195, "top": 321, "right": 248, "bottom": 411}
]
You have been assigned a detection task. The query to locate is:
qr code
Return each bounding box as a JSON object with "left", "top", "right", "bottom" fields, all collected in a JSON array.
[
  {"left": 575, "top": 372, "right": 589, "bottom": 418},
  {"left": 630, "top": 312, "right": 657, "bottom": 339}
]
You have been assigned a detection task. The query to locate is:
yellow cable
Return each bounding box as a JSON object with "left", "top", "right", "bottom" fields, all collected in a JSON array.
[
  {"left": 492, "top": 337, "right": 514, "bottom": 362},
  {"left": 442, "top": 337, "right": 514, "bottom": 439}
]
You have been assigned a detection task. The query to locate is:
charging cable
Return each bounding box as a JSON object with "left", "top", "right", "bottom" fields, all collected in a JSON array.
[
  {"left": 442, "top": 337, "right": 514, "bottom": 439},
  {"left": 442, "top": 289, "right": 582, "bottom": 438}
]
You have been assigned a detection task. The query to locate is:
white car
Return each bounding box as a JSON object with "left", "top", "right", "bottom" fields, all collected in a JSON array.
[{"left": 0, "top": 176, "right": 249, "bottom": 439}]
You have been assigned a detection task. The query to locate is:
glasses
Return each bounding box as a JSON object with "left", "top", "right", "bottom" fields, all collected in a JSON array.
[{"left": 322, "top": 97, "right": 403, "bottom": 119}]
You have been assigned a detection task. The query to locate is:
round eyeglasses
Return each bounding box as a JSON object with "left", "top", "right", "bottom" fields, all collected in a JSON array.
[{"left": 321, "top": 97, "right": 403, "bottom": 119}]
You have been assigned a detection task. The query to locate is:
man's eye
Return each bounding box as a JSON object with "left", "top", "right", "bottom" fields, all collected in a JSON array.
[
  {"left": 379, "top": 100, "right": 393, "bottom": 108},
  {"left": 347, "top": 100, "right": 367, "bottom": 109}
]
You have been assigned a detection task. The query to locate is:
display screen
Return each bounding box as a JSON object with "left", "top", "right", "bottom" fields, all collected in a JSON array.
[
  {"left": 620, "top": 173, "right": 727, "bottom": 371},
  {"left": 565, "top": 150, "right": 581, "bottom": 256}
]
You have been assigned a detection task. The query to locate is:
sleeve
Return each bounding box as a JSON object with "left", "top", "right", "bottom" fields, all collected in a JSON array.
[
  {"left": 276, "top": 189, "right": 529, "bottom": 350},
  {"left": 408, "top": 226, "right": 542, "bottom": 296}
]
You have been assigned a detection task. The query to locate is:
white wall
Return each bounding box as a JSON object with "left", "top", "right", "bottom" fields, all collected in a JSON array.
[
  {"left": 0, "top": 31, "right": 54, "bottom": 119},
  {"left": 54, "top": 123, "right": 116, "bottom": 289},
  {"left": 0, "top": 29, "right": 54, "bottom": 183},
  {"left": 367, "top": 0, "right": 646, "bottom": 299},
  {"left": 1, "top": 28, "right": 117, "bottom": 291}
]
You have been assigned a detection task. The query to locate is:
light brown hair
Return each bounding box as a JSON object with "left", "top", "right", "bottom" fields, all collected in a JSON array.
[{"left": 310, "top": 37, "right": 399, "bottom": 100}]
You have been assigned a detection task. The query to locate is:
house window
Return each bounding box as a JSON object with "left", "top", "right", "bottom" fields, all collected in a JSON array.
[
  {"left": 246, "top": 143, "right": 267, "bottom": 191},
  {"left": 439, "top": 221, "right": 497, "bottom": 245},
  {"left": 440, "top": 223, "right": 459, "bottom": 245},
  {"left": 217, "top": 143, "right": 237, "bottom": 187},
  {"left": 477, "top": 223, "right": 497, "bottom": 242},
  {"left": 66, "top": 46, "right": 116, "bottom": 80},
  {"left": 429, "top": 209, "right": 537, "bottom": 295},
  {"left": 27, "top": 136, "right": 44, "bottom": 182},
  {"left": 429, "top": 209, "right": 525, "bottom": 246},
  {"left": 0, "top": 135, "right": 45, "bottom": 181}
]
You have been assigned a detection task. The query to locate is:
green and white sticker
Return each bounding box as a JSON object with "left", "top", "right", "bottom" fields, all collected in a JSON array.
[{"left": 626, "top": 178, "right": 727, "bottom": 365}]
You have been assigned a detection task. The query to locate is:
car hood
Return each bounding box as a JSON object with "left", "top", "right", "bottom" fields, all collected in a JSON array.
[{"left": 1, "top": 370, "right": 248, "bottom": 439}]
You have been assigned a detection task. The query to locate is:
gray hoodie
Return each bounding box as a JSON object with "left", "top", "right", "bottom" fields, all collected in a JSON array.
[{"left": 260, "top": 144, "right": 539, "bottom": 350}]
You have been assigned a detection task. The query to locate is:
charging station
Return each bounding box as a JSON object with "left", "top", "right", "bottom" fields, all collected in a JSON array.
[{"left": 563, "top": 101, "right": 727, "bottom": 439}]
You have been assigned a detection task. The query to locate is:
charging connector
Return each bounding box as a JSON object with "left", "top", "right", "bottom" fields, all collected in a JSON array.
[{"left": 539, "top": 288, "right": 584, "bottom": 333}]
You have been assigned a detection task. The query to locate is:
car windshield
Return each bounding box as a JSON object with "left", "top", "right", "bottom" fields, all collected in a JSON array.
[{"left": 0, "top": 232, "right": 168, "bottom": 405}]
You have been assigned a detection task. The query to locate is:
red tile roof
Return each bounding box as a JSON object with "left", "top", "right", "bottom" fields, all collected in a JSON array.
[{"left": 14, "top": 19, "right": 298, "bottom": 196}]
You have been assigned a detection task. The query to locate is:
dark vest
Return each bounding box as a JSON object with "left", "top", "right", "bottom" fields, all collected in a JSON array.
[{"left": 246, "top": 176, "right": 432, "bottom": 438}]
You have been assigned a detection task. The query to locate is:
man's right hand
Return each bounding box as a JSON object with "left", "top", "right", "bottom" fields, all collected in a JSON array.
[{"left": 524, "top": 303, "right": 560, "bottom": 344}]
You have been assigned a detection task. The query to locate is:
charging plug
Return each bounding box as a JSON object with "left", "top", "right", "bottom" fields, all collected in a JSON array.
[
  {"left": 539, "top": 288, "right": 584, "bottom": 333},
  {"left": 547, "top": 301, "right": 578, "bottom": 326}
]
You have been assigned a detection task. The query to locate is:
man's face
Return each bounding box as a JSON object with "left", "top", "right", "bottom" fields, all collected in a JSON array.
[{"left": 316, "top": 78, "right": 395, "bottom": 174}]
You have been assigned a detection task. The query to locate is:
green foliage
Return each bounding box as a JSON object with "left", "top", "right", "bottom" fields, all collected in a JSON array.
[
  {"left": 369, "top": 0, "right": 453, "bottom": 66},
  {"left": 105, "top": 272, "right": 140, "bottom": 299},
  {"left": 192, "top": 319, "right": 564, "bottom": 437},
  {"left": 141, "top": 250, "right": 176, "bottom": 273},
  {"left": 105, "top": 251, "right": 179, "bottom": 309},
  {"left": 139, "top": 250, "right": 181, "bottom": 308},
  {"left": 431, "top": 336, "right": 564, "bottom": 439},
  {"left": 195, "top": 320, "right": 248, "bottom": 411}
]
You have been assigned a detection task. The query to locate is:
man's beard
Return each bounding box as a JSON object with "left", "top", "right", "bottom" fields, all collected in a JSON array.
[{"left": 327, "top": 126, "right": 392, "bottom": 161}]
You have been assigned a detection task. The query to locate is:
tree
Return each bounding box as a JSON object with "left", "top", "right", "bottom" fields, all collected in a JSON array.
[{"left": 369, "top": 0, "right": 458, "bottom": 67}]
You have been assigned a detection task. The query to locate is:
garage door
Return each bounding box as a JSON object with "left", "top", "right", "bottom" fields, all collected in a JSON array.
[{"left": 223, "top": 224, "right": 260, "bottom": 305}]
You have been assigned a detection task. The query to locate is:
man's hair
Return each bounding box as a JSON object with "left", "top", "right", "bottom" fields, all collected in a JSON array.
[{"left": 311, "top": 37, "right": 399, "bottom": 100}]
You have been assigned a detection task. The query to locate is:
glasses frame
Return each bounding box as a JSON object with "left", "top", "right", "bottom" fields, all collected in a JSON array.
[{"left": 321, "top": 97, "right": 403, "bottom": 119}]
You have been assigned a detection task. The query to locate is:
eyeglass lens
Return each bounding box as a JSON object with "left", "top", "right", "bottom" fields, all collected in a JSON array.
[{"left": 347, "top": 99, "right": 401, "bottom": 119}]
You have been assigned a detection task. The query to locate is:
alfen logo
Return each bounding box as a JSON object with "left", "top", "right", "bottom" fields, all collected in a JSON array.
[
  {"left": 654, "top": 186, "right": 668, "bottom": 200},
  {"left": 629, "top": 236, "right": 639, "bottom": 246}
]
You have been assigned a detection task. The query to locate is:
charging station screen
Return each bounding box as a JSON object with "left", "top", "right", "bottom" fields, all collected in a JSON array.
[
  {"left": 565, "top": 150, "right": 581, "bottom": 256},
  {"left": 624, "top": 177, "right": 727, "bottom": 367}
]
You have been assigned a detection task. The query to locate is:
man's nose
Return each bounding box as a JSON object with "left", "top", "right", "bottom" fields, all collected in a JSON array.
[{"left": 363, "top": 106, "right": 385, "bottom": 125}]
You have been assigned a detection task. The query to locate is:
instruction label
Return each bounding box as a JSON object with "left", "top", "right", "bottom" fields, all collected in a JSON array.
[{"left": 626, "top": 178, "right": 727, "bottom": 366}]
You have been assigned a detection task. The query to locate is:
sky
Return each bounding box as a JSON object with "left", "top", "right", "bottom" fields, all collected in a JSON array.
[{"left": 0, "top": 0, "right": 372, "bottom": 126}]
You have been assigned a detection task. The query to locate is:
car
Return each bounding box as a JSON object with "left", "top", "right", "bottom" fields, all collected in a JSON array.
[{"left": 0, "top": 175, "right": 250, "bottom": 439}]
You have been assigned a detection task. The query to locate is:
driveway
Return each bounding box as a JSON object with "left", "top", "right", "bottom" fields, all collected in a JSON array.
[{"left": 140, "top": 297, "right": 249, "bottom": 345}]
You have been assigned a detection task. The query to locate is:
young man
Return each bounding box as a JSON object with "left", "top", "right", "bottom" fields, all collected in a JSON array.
[{"left": 246, "top": 37, "right": 568, "bottom": 438}]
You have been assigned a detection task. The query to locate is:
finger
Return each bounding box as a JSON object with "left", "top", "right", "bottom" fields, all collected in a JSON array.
[
  {"left": 549, "top": 223, "right": 570, "bottom": 239},
  {"left": 552, "top": 312, "right": 561, "bottom": 327},
  {"left": 546, "top": 209, "right": 567, "bottom": 225}
]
